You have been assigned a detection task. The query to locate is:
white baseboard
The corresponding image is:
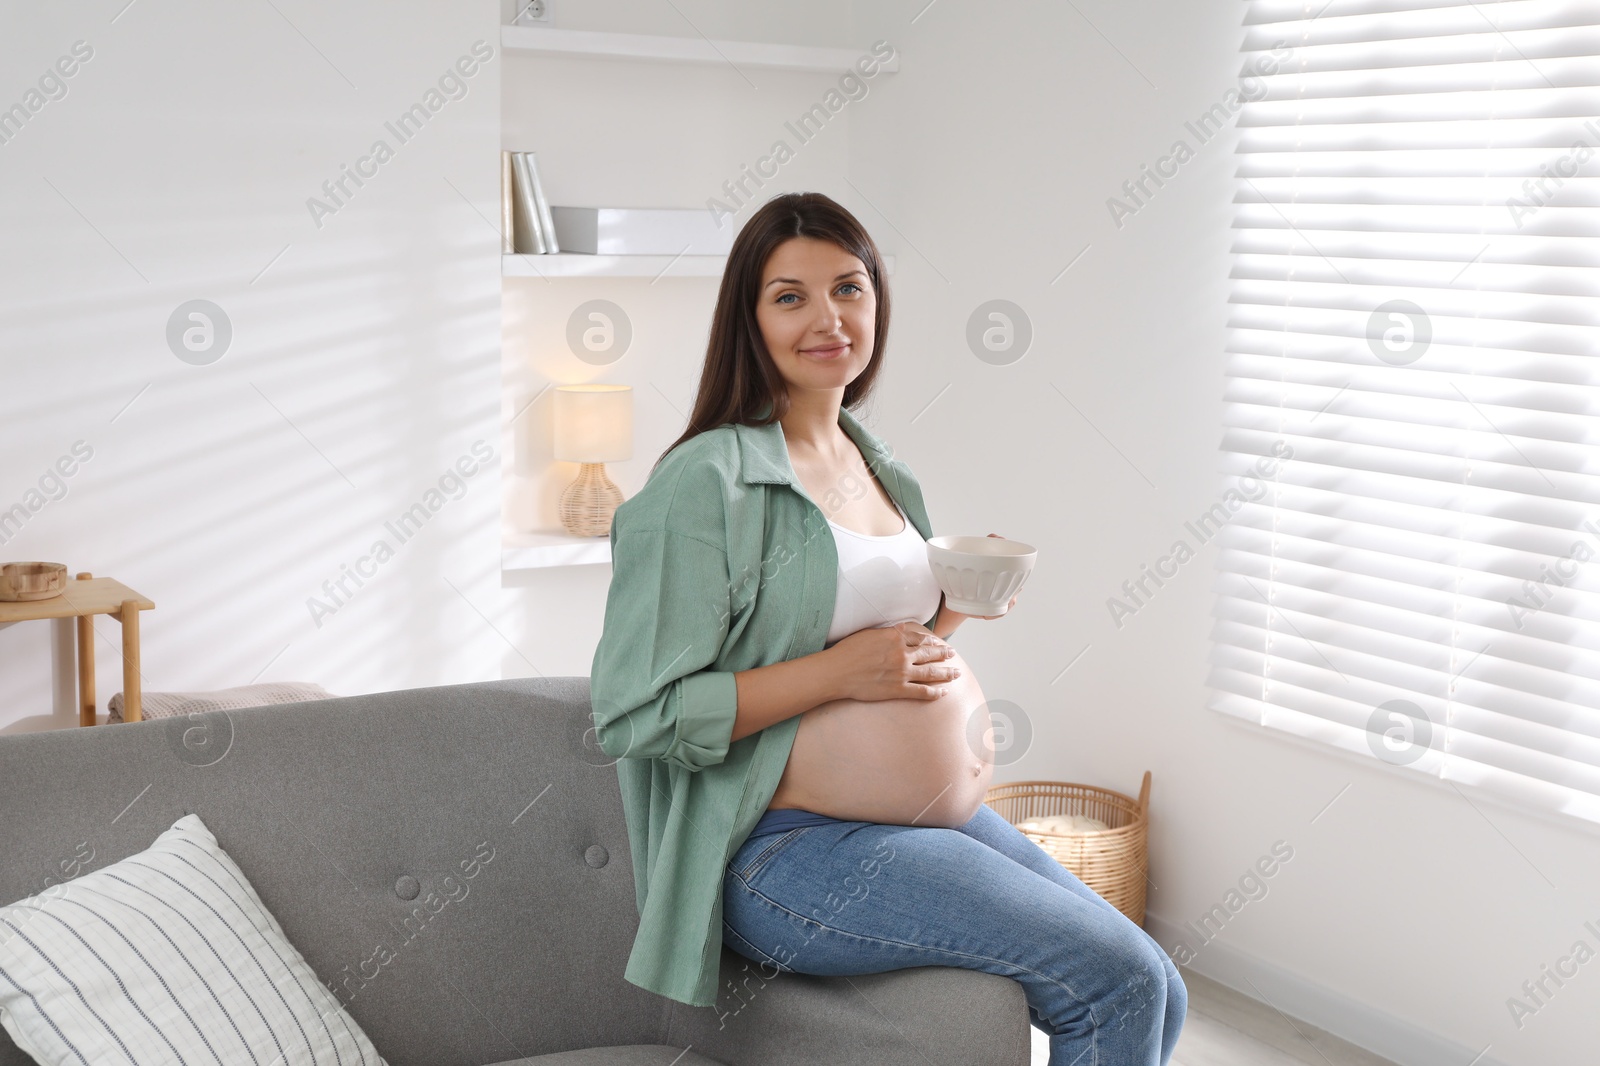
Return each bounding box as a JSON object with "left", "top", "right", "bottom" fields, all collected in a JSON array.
[{"left": 1144, "top": 910, "right": 1511, "bottom": 1066}]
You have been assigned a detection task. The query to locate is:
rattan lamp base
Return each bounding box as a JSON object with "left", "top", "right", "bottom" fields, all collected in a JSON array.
[{"left": 560, "top": 462, "right": 624, "bottom": 537}]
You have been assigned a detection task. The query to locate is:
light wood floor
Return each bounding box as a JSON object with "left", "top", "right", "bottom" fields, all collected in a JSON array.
[{"left": 1029, "top": 968, "right": 1402, "bottom": 1066}]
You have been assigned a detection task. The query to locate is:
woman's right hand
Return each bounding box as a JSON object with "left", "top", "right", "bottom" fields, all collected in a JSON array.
[{"left": 825, "top": 621, "right": 962, "bottom": 702}]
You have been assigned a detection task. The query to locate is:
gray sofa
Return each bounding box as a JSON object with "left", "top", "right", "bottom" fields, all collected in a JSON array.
[{"left": 0, "top": 677, "right": 1031, "bottom": 1066}]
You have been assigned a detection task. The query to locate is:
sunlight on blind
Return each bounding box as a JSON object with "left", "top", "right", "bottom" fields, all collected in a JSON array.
[{"left": 1208, "top": 0, "right": 1600, "bottom": 824}]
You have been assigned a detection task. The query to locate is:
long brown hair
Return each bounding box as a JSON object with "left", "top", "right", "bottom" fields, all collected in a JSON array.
[{"left": 653, "top": 191, "right": 892, "bottom": 473}]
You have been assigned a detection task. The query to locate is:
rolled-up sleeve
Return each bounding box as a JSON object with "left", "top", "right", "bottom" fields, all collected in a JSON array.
[{"left": 590, "top": 526, "right": 738, "bottom": 771}]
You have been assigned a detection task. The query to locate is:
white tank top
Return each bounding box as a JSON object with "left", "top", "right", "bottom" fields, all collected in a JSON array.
[{"left": 824, "top": 496, "right": 944, "bottom": 648}]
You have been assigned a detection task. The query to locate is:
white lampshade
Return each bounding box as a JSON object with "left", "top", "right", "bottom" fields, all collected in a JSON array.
[{"left": 553, "top": 384, "right": 632, "bottom": 463}]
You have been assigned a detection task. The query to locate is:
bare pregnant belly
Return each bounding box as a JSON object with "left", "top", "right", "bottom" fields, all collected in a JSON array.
[{"left": 766, "top": 647, "right": 995, "bottom": 828}]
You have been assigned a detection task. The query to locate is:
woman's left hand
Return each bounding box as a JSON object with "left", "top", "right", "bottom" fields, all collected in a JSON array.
[{"left": 948, "top": 534, "right": 1021, "bottom": 621}]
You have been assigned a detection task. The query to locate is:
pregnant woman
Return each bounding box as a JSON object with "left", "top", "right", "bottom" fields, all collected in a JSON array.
[{"left": 590, "top": 192, "right": 1184, "bottom": 1065}]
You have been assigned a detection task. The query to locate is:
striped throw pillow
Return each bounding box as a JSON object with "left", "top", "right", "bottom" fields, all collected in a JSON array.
[{"left": 0, "top": 813, "right": 390, "bottom": 1066}]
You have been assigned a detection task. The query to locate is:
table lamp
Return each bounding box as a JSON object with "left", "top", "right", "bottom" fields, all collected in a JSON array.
[{"left": 553, "top": 384, "right": 632, "bottom": 537}]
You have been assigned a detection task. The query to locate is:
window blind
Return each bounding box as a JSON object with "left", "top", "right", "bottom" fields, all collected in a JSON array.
[{"left": 1208, "top": 0, "right": 1600, "bottom": 824}]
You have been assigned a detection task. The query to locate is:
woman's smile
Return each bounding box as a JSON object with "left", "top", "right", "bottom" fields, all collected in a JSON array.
[
  {"left": 755, "top": 235, "right": 877, "bottom": 389},
  {"left": 802, "top": 343, "right": 850, "bottom": 360}
]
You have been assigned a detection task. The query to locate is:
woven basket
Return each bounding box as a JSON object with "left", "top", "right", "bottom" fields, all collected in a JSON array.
[{"left": 983, "top": 771, "right": 1151, "bottom": 927}]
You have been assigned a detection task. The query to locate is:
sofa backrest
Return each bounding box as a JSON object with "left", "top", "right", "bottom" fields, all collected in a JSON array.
[{"left": 0, "top": 677, "right": 671, "bottom": 1066}]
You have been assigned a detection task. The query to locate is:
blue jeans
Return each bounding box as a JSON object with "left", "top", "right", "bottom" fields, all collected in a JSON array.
[{"left": 722, "top": 803, "right": 1186, "bottom": 1066}]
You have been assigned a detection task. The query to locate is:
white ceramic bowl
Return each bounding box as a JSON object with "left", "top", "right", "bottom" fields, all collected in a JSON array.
[{"left": 926, "top": 536, "right": 1036, "bottom": 616}]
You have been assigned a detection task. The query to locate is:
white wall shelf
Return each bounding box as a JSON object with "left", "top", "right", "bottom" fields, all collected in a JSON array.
[
  {"left": 503, "top": 529, "right": 612, "bottom": 571},
  {"left": 504, "top": 253, "right": 729, "bottom": 278},
  {"left": 504, "top": 252, "right": 894, "bottom": 279},
  {"left": 500, "top": 25, "right": 899, "bottom": 74}
]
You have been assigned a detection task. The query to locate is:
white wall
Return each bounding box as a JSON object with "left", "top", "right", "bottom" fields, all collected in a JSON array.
[
  {"left": 6, "top": 2, "right": 1597, "bottom": 1065},
  {"left": 508, "top": 3, "right": 1600, "bottom": 1064},
  {"left": 843, "top": 6, "right": 1600, "bottom": 1066},
  {"left": 0, "top": 0, "right": 503, "bottom": 728}
]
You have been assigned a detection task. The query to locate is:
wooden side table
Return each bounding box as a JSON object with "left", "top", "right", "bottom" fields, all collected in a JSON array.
[{"left": 0, "top": 572, "right": 155, "bottom": 725}]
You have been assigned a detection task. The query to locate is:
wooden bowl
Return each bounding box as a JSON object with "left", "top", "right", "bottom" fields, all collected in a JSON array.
[{"left": 0, "top": 562, "right": 69, "bottom": 601}]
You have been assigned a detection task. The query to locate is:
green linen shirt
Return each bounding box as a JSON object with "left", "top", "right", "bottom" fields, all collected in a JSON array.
[{"left": 588, "top": 401, "right": 940, "bottom": 1008}]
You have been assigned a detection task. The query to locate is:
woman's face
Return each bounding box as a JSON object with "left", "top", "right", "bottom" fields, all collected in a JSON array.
[{"left": 755, "top": 236, "right": 877, "bottom": 398}]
